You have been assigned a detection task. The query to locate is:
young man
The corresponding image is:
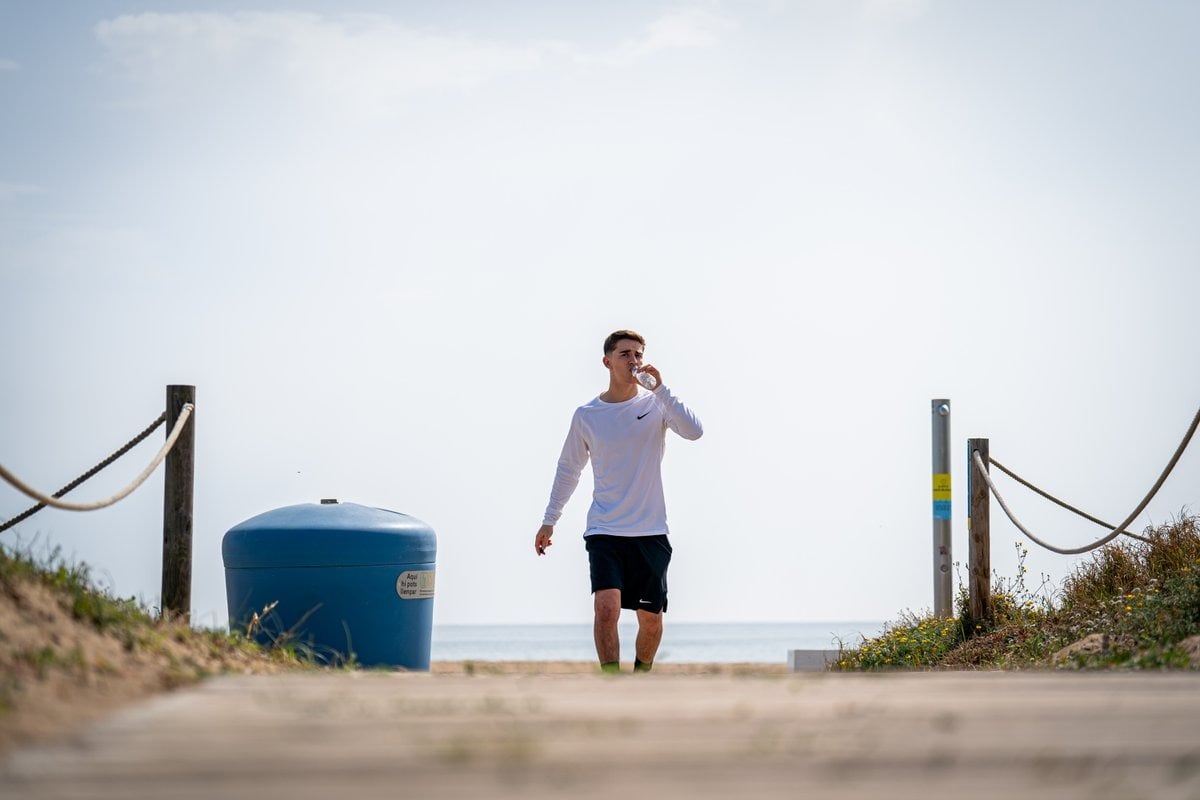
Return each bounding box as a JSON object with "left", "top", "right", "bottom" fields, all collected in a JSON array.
[{"left": 534, "top": 329, "right": 703, "bottom": 673}]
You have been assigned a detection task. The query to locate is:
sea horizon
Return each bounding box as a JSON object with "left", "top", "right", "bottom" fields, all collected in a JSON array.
[{"left": 431, "top": 620, "right": 886, "bottom": 664}]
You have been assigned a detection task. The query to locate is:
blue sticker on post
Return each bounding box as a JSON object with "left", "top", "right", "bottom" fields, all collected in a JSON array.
[{"left": 932, "top": 474, "right": 951, "bottom": 520}]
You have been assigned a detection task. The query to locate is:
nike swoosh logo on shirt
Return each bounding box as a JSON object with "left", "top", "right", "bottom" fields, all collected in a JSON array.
[{"left": 637, "top": 412, "right": 650, "bottom": 419}]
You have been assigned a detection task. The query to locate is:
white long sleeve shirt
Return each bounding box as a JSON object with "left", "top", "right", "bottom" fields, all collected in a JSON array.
[{"left": 542, "top": 384, "right": 703, "bottom": 537}]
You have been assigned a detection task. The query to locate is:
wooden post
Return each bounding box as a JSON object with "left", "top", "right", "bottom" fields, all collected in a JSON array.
[
  {"left": 967, "top": 437, "right": 991, "bottom": 627},
  {"left": 162, "top": 384, "right": 195, "bottom": 621}
]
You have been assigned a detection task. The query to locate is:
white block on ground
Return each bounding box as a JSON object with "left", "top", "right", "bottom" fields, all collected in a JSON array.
[{"left": 788, "top": 649, "right": 837, "bottom": 672}]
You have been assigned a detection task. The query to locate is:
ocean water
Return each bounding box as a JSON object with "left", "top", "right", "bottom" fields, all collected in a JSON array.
[{"left": 431, "top": 621, "right": 885, "bottom": 664}]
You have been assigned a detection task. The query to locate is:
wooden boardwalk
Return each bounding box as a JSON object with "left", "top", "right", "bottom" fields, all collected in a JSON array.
[{"left": 3, "top": 670, "right": 1199, "bottom": 799}]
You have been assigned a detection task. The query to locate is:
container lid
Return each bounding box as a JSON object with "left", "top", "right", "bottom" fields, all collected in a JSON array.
[{"left": 222, "top": 502, "right": 436, "bottom": 568}]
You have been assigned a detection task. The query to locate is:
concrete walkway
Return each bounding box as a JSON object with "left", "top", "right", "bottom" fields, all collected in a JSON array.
[{"left": 3, "top": 670, "right": 1199, "bottom": 799}]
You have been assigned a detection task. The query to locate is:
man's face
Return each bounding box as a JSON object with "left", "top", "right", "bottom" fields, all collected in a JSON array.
[{"left": 604, "top": 339, "right": 645, "bottom": 382}]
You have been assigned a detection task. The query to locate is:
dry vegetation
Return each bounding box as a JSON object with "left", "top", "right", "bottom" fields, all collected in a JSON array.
[
  {"left": 0, "top": 544, "right": 309, "bottom": 752},
  {"left": 837, "top": 513, "right": 1200, "bottom": 670}
]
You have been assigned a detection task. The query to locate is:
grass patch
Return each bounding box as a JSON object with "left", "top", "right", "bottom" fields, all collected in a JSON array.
[
  {"left": 837, "top": 513, "right": 1200, "bottom": 670},
  {"left": 0, "top": 539, "right": 322, "bottom": 685},
  {"left": 834, "top": 612, "right": 965, "bottom": 670}
]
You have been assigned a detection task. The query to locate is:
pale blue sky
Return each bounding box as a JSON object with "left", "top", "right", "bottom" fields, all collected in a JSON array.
[{"left": 2, "top": 0, "right": 1198, "bottom": 629}]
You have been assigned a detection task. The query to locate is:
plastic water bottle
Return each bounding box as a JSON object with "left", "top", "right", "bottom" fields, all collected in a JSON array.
[{"left": 634, "top": 369, "right": 657, "bottom": 390}]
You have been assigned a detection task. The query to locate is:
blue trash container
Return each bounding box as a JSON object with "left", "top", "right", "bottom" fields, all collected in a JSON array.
[{"left": 222, "top": 500, "right": 436, "bottom": 670}]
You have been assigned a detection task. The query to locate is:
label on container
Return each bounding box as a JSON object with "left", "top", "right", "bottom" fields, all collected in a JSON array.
[{"left": 396, "top": 570, "right": 436, "bottom": 599}]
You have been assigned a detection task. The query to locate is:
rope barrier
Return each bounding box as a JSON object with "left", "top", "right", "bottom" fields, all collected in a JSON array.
[
  {"left": 0, "top": 412, "right": 167, "bottom": 533},
  {"left": 0, "top": 403, "right": 193, "bottom": 516},
  {"left": 973, "top": 405, "right": 1198, "bottom": 555},
  {"left": 988, "top": 457, "right": 1152, "bottom": 544}
]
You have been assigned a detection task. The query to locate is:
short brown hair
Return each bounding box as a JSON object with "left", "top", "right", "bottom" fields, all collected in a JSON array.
[{"left": 603, "top": 329, "right": 646, "bottom": 354}]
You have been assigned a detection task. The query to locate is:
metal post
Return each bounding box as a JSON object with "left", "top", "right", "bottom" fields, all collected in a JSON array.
[
  {"left": 162, "top": 384, "right": 195, "bottom": 621},
  {"left": 967, "top": 437, "right": 991, "bottom": 626},
  {"left": 931, "top": 400, "right": 952, "bottom": 617}
]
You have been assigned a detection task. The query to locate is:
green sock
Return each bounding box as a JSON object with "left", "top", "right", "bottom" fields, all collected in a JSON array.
[
  {"left": 634, "top": 658, "right": 652, "bottom": 673},
  {"left": 600, "top": 661, "right": 621, "bottom": 674}
]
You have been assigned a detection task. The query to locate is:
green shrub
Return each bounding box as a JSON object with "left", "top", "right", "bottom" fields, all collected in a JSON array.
[{"left": 838, "top": 513, "right": 1200, "bottom": 671}]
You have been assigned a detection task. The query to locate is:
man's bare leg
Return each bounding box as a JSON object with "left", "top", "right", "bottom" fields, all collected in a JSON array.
[
  {"left": 593, "top": 589, "right": 622, "bottom": 669},
  {"left": 635, "top": 608, "right": 663, "bottom": 670}
]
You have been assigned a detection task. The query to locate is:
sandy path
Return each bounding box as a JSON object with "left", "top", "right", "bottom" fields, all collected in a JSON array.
[{"left": 3, "top": 665, "right": 1199, "bottom": 799}]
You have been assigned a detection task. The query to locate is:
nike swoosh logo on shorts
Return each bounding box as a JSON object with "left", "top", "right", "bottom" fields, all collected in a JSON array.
[
  {"left": 637, "top": 412, "right": 650, "bottom": 419},
  {"left": 639, "top": 599, "right": 653, "bottom": 604}
]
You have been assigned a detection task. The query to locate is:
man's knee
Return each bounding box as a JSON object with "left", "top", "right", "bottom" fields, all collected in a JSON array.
[
  {"left": 637, "top": 609, "right": 663, "bottom": 633},
  {"left": 594, "top": 589, "right": 621, "bottom": 624}
]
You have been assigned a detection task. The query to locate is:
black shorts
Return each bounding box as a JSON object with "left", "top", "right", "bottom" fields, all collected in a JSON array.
[{"left": 585, "top": 534, "right": 672, "bottom": 614}]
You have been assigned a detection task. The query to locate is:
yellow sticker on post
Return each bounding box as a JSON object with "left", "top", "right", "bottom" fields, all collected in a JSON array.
[{"left": 932, "top": 473, "right": 951, "bottom": 520}]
